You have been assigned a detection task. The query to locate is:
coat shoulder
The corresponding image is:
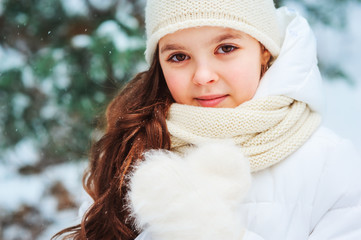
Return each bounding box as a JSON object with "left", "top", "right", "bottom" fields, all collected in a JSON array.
[{"left": 301, "top": 125, "right": 360, "bottom": 163}]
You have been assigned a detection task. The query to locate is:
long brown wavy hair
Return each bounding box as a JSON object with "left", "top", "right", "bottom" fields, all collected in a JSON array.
[{"left": 52, "top": 48, "right": 173, "bottom": 240}]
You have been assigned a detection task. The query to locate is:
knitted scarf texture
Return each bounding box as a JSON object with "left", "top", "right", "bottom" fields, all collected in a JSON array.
[{"left": 166, "top": 96, "right": 321, "bottom": 172}]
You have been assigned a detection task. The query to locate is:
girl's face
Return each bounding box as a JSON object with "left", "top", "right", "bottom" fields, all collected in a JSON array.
[{"left": 158, "top": 26, "right": 271, "bottom": 108}]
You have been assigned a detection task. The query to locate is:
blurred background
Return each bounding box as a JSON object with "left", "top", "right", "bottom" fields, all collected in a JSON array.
[{"left": 0, "top": 0, "right": 360, "bottom": 239}]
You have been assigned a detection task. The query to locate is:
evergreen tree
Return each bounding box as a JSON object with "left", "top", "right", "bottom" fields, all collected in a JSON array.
[{"left": 0, "top": 0, "right": 146, "bottom": 171}]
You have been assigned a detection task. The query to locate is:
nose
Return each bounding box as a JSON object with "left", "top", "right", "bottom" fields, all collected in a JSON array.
[{"left": 192, "top": 62, "right": 219, "bottom": 86}]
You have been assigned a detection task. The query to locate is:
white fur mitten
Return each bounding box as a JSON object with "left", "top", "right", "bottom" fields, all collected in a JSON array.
[{"left": 128, "top": 141, "right": 251, "bottom": 240}]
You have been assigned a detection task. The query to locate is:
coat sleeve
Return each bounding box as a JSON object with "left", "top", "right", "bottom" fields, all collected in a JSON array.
[
  {"left": 307, "top": 139, "right": 361, "bottom": 239},
  {"left": 135, "top": 231, "right": 153, "bottom": 240}
]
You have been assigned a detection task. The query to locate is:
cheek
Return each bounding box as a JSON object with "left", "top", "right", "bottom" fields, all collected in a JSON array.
[
  {"left": 225, "top": 59, "right": 261, "bottom": 100},
  {"left": 227, "top": 60, "right": 261, "bottom": 85},
  {"left": 162, "top": 69, "right": 188, "bottom": 101}
]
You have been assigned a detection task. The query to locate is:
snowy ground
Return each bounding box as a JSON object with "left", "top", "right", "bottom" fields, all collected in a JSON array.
[
  {"left": 1, "top": 2, "right": 361, "bottom": 240},
  {"left": 0, "top": 159, "right": 89, "bottom": 240}
]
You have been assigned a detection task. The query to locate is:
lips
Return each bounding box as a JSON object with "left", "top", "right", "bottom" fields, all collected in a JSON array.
[{"left": 195, "top": 94, "right": 228, "bottom": 107}]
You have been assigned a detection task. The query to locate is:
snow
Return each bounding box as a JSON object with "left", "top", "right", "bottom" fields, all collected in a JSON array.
[
  {"left": 3, "top": 138, "right": 40, "bottom": 167},
  {"left": 3, "top": 225, "right": 33, "bottom": 240},
  {"left": 0, "top": 170, "right": 45, "bottom": 211},
  {"left": 37, "top": 210, "right": 81, "bottom": 240},
  {"left": 52, "top": 48, "right": 66, "bottom": 62},
  {"left": 39, "top": 78, "right": 54, "bottom": 95},
  {"left": 88, "top": 0, "right": 115, "bottom": 11},
  {"left": 0, "top": 156, "right": 87, "bottom": 212},
  {"left": 22, "top": 66, "right": 36, "bottom": 88},
  {"left": 38, "top": 162, "right": 89, "bottom": 239},
  {"left": 96, "top": 20, "right": 130, "bottom": 51},
  {"left": 115, "top": 2, "right": 139, "bottom": 29},
  {"left": 96, "top": 20, "right": 144, "bottom": 51},
  {"left": 59, "top": 0, "right": 88, "bottom": 16},
  {"left": 0, "top": 46, "right": 25, "bottom": 71},
  {"left": 0, "top": 159, "right": 87, "bottom": 239},
  {"left": 12, "top": 93, "right": 31, "bottom": 118},
  {"left": 40, "top": 101, "right": 59, "bottom": 119},
  {"left": 53, "top": 62, "right": 71, "bottom": 89},
  {"left": 43, "top": 161, "right": 87, "bottom": 195},
  {"left": 71, "top": 34, "right": 92, "bottom": 48}
]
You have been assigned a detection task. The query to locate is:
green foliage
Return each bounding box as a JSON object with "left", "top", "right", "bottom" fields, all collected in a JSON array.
[{"left": 0, "top": 0, "right": 146, "bottom": 169}]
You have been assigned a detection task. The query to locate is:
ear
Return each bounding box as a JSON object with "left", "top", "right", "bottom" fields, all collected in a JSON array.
[{"left": 260, "top": 46, "right": 271, "bottom": 66}]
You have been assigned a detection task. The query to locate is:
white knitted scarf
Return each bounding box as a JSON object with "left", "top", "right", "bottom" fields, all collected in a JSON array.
[{"left": 166, "top": 96, "right": 321, "bottom": 172}]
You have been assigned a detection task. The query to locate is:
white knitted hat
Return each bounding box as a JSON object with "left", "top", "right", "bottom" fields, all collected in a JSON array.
[{"left": 145, "top": 0, "right": 281, "bottom": 64}]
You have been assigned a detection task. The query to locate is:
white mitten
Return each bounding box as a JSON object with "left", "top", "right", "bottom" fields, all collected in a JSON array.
[{"left": 128, "top": 141, "right": 251, "bottom": 240}]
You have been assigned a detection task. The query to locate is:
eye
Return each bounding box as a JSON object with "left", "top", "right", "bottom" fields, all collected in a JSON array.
[
  {"left": 168, "top": 53, "right": 189, "bottom": 62},
  {"left": 216, "top": 45, "right": 238, "bottom": 54}
]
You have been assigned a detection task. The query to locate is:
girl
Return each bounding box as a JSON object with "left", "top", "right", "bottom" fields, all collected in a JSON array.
[{"left": 54, "top": 0, "right": 361, "bottom": 239}]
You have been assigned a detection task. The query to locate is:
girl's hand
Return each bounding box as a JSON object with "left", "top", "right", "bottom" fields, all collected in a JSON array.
[{"left": 128, "top": 141, "right": 251, "bottom": 240}]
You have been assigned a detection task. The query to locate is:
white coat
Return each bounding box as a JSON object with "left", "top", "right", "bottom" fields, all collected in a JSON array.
[{"left": 134, "top": 7, "right": 361, "bottom": 240}]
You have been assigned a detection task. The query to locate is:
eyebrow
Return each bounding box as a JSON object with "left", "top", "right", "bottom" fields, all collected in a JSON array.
[
  {"left": 211, "top": 33, "right": 243, "bottom": 44},
  {"left": 159, "top": 32, "right": 243, "bottom": 54},
  {"left": 160, "top": 44, "right": 186, "bottom": 54}
]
